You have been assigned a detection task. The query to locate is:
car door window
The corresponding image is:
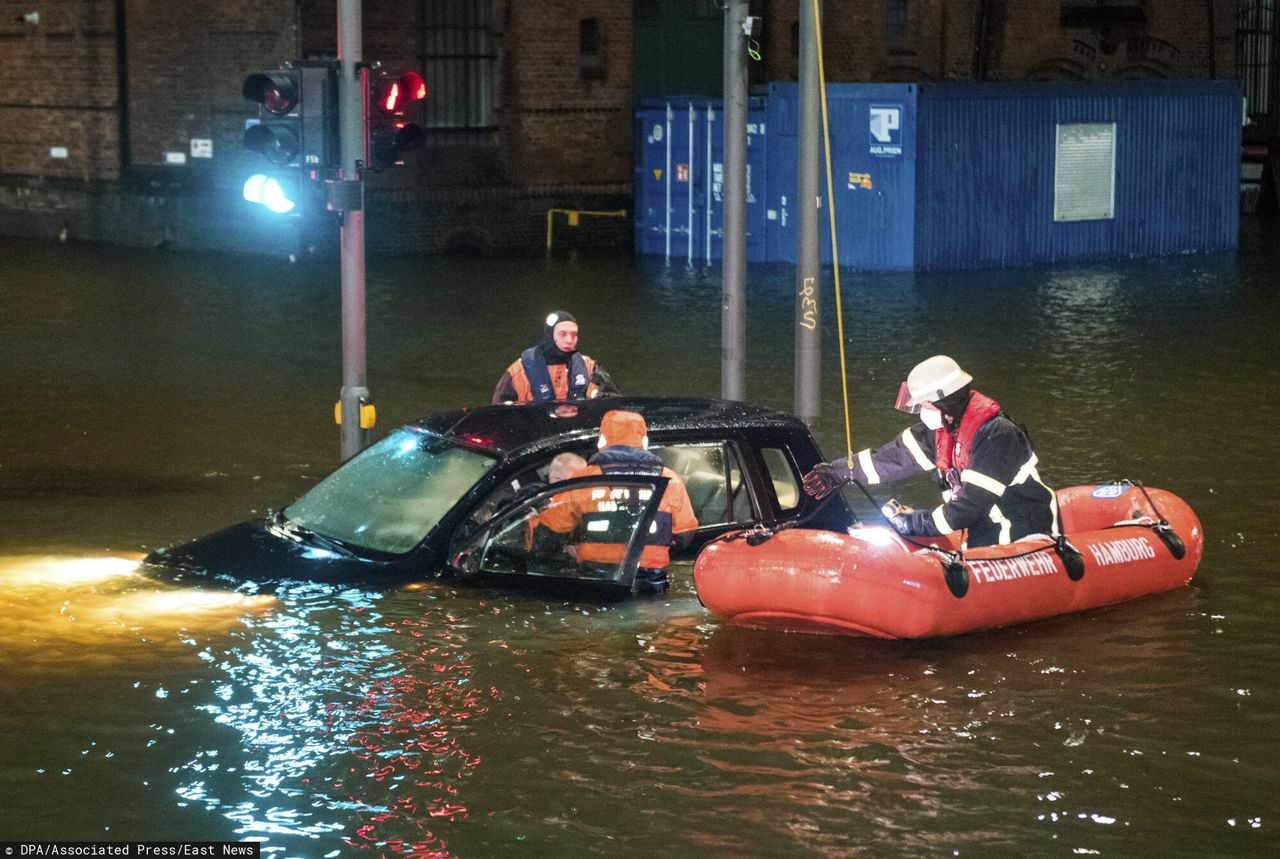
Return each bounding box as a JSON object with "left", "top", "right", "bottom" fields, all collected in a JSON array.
[
  {"left": 760, "top": 447, "right": 801, "bottom": 511},
  {"left": 461, "top": 475, "right": 667, "bottom": 588},
  {"left": 654, "top": 443, "right": 753, "bottom": 527}
]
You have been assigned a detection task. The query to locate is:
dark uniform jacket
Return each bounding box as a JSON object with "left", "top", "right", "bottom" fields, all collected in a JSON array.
[{"left": 831, "top": 392, "right": 1056, "bottom": 547}]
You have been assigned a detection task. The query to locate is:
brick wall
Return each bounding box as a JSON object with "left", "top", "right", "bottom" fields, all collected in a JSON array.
[
  {"left": 125, "top": 1, "right": 296, "bottom": 173},
  {"left": 0, "top": 1, "right": 294, "bottom": 180},
  {"left": 0, "top": 0, "right": 120, "bottom": 178},
  {"left": 502, "top": 1, "right": 633, "bottom": 187},
  {"left": 992, "top": 1, "right": 1234, "bottom": 80},
  {"left": 762, "top": 1, "right": 1236, "bottom": 84},
  {"left": 0, "top": 0, "right": 1245, "bottom": 255}
]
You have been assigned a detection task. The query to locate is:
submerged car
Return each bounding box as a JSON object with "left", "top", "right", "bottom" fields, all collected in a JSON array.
[{"left": 144, "top": 397, "right": 853, "bottom": 592}]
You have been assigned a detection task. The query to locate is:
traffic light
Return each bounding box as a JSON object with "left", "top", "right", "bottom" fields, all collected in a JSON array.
[
  {"left": 368, "top": 70, "right": 427, "bottom": 169},
  {"left": 243, "top": 65, "right": 337, "bottom": 169},
  {"left": 242, "top": 64, "right": 337, "bottom": 214},
  {"left": 241, "top": 172, "right": 300, "bottom": 214},
  {"left": 242, "top": 70, "right": 301, "bottom": 165}
]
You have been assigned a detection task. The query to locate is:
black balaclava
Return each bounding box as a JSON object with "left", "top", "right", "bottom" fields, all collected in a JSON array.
[
  {"left": 936, "top": 385, "right": 973, "bottom": 431},
  {"left": 541, "top": 311, "right": 578, "bottom": 364}
]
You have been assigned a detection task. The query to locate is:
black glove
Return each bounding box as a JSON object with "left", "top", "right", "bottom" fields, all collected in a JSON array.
[
  {"left": 880, "top": 499, "right": 915, "bottom": 536},
  {"left": 802, "top": 463, "right": 847, "bottom": 500}
]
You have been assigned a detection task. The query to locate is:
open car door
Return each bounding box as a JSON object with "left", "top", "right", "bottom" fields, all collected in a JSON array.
[{"left": 447, "top": 474, "right": 670, "bottom": 592}]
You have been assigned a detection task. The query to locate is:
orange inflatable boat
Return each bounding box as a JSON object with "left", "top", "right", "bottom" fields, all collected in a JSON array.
[{"left": 693, "top": 483, "right": 1203, "bottom": 639}]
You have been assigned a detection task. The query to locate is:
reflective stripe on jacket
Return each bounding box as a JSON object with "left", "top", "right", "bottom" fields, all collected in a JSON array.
[
  {"left": 834, "top": 390, "right": 1055, "bottom": 547},
  {"left": 539, "top": 449, "right": 698, "bottom": 569}
]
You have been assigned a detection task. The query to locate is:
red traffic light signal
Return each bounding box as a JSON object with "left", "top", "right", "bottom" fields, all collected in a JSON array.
[
  {"left": 243, "top": 72, "right": 299, "bottom": 115},
  {"left": 375, "top": 71, "right": 427, "bottom": 114},
  {"left": 367, "top": 71, "right": 427, "bottom": 169}
]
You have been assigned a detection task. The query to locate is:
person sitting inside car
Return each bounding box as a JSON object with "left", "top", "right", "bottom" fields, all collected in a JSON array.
[
  {"left": 536, "top": 410, "right": 698, "bottom": 593},
  {"left": 467, "top": 451, "right": 589, "bottom": 538},
  {"left": 492, "top": 310, "right": 617, "bottom": 404}
]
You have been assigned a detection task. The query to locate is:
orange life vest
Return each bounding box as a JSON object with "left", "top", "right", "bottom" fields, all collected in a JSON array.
[{"left": 506, "top": 347, "right": 599, "bottom": 403}]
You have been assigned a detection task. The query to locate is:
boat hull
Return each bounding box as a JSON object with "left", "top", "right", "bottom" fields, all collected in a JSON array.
[{"left": 693, "top": 485, "right": 1203, "bottom": 639}]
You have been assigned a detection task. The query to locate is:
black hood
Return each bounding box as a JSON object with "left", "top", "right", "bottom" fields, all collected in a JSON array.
[
  {"left": 541, "top": 310, "right": 578, "bottom": 364},
  {"left": 938, "top": 385, "right": 973, "bottom": 430}
]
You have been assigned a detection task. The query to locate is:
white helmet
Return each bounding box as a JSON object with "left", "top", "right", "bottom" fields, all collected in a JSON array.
[{"left": 894, "top": 355, "right": 973, "bottom": 414}]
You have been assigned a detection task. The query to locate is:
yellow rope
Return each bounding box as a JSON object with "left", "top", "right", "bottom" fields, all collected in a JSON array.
[{"left": 811, "top": 0, "right": 854, "bottom": 468}]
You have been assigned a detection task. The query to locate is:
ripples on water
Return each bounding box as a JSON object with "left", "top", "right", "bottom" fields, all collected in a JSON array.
[{"left": 1, "top": 232, "right": 1278, "bottom": 855}]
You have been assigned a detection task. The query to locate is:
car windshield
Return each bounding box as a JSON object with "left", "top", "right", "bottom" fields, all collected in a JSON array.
[{"left": 283, "top": 428, "right": 498, "bottom": 555}]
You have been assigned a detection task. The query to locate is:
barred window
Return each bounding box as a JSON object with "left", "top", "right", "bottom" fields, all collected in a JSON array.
[
  {"left": 1238, "top": 1, "right": 1275, "bottom": 120},
  {"left": 422, "top": 0, "right": 497, "bottom": 132}
]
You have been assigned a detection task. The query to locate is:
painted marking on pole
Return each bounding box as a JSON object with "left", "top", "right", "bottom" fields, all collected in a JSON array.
[{"left": 799, "top": 277, "right": 817, "bottom": 330}]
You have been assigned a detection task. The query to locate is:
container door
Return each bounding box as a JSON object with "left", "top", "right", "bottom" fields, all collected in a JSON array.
[
  {"left": 705, "top": 97, "right": 769, "bottom": 263},
  {"left": 634, "top": 100, "right": 701, "bottom": 261}
]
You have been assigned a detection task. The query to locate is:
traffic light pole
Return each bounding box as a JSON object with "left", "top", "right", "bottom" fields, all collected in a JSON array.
[{"left": 336, "top": 0, "right": 370, "bottom": 462}]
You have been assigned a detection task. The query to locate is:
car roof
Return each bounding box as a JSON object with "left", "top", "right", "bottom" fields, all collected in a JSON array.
[{"left": 415, "top": 396, "right": 806, "bottom": 459}]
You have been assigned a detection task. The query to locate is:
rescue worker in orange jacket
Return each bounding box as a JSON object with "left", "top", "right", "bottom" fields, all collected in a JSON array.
[
  {"left": 492, "top": 311, "right": 617, "bottom": 404},
  {"left": 538, "top": 410, "right": 698, "bottom": 592},
  {"left": 802, "top": 356, "right": 1055, "bottom": 548}
]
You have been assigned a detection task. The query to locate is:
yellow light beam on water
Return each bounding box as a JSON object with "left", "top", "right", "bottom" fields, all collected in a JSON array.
[
  {"left": 0, "top": 554, "right": 276, "bottom": 649},
  {"left": 0, "top": 553, "right": 145, "bottom": 587}
]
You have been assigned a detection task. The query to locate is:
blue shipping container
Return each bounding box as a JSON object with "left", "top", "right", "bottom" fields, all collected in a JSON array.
[
  {"left": 911, "top": 80, "right": 1241, "bottom": 270},
  {"left": 634, "top": 97, "right": 768, "bottom": 263},
  {"left": 635, "top": 80, "right": 1241, "bottom": 270},
  {"left": 765, "top": 82, "right": 918, "bottom": 270}
]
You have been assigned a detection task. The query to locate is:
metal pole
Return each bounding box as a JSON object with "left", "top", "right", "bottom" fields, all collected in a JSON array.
[
  {"left": 337, "top": 0, "right": 370, "bottom": 461},
  {"left": 721, "top": 0, "right": 748, "bottom": 401},
  {"left": 794, "top": 0, "right": 821, "bottom": 425}
]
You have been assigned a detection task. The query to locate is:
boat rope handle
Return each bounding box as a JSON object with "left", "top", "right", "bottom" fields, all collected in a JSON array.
[
  {"left": 1101, "top": 479, "right": 1186, "bottom": 559},
  {"left": 809, "top": 0, "right": 855, "bottom": 469},
  {"left": 1131, "top": 480, "right": 1171, "bottom": 525}
]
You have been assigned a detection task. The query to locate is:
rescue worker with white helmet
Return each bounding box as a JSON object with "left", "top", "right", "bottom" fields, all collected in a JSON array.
[{"left": 802, "top": 356, "right": 1056, "bottom": 548}]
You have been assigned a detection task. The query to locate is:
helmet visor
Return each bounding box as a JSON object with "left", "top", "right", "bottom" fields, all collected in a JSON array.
[{"left": 894, "top": 381, "right": 922, "bottom": 414}]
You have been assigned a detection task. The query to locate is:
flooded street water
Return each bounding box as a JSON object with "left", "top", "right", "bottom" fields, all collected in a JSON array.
[{"left": 1, "top": 225, "right": 1278, "bottom": 856}]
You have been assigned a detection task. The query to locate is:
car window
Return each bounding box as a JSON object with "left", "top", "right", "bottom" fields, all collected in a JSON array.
[
  {"left": 474, "top": 476, "right": 665, "bottom": 586},
  {"left": 284, "top": 428, "right": 497, "bottom": 554},
  {"left": 760, "top": 447, "right": 800, "bottom": 511},
  {"left": 467, "top": 450, "right": 593, "bottom": 531},
  {"left": 654, "top": 443, "right": 753, "bottom": 527}
]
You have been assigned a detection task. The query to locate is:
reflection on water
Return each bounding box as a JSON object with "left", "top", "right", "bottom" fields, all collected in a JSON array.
[
  {"left": 0, "top": 554, "right": 274, "bottom": 661},
  {"left": 174, "top": 584, "right": 491, "bottom": 856},
  {"left": 2, "top": 232, "right": 1279, "bottom": 854}
]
